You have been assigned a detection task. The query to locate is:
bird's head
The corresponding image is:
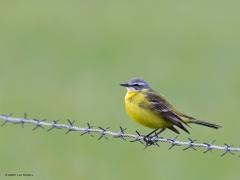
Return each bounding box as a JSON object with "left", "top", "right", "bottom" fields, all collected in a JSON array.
[{"left": 120, "top": 78, "right": 151, "bottom": 92}]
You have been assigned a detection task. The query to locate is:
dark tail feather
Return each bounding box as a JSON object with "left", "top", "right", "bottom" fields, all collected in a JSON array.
[{"left": 190, "top": 119, "right": 222, "bottom": 129}]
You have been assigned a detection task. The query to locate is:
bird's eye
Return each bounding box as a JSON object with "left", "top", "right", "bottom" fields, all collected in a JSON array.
[{"left": 133, "top": 83, "right": 140, "bottom": 87}]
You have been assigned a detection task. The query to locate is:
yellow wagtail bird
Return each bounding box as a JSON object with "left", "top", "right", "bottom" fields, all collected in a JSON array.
[{"left": 120, "top": 78, "right": 221, "bottom": 136}]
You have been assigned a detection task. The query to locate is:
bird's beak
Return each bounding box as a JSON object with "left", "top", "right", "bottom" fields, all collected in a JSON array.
[{"left": 120, "top": 83, "right": 130, "bottom": 87}]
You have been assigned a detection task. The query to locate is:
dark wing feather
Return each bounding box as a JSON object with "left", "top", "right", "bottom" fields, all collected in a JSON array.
[{"left": 145, "top": 91, "right": 189, "bottom": 134}]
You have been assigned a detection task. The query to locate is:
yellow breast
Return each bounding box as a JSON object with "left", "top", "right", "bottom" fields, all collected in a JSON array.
[{"left": 124, "top": 91, "right": 171, "bottom": 129}]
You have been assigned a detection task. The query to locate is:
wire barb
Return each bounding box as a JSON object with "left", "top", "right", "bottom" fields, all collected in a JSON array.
[
  {"left": 21, "top": 112, "right": 28, "bottom": 128},
  {"left": 168, "top": 136, "right": 180, "bottom": 150},
  {"left": 80, "top": 123, "right": 94, "bottom": 136},
  {"left": 1, "top": 113, "right": 13, "bottom": 127},
  {"left": 221, "top": 144, "right": 235, "bottom": 157},
  {"left": 47, "top": 120, "right": 60, "bottom": 132},
  {"left": 183, "top": 138, "right": 197, "bottom": 151},
  {"left": 203, "top": 140, "right": 216, "bottom": 153},
  {"left": 0, "top": 114, "right": 239, "bottom": 158},
  {"left": 114, "top": 126, "right": 127, "bottom": 140},
  {"left": 130, "top": 131, "right": 144, "bottom": 144},
  {"left": 32, "top": 119, "right": 45, "bottom": 131},
  {"left": 65, "top": 119, "right": 76, "bottom": 134},
  {"left": 98, "top": 127, "right": 110, "bottom": 140}
]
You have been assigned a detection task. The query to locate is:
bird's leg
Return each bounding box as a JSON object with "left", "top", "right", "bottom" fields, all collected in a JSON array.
[
  {"left": 155, "top": 128, "right": 165, "bottom": 136},
  {"left": 143, "top": 128, "right": 165, "bottom": 147},
  {"left": 143, "top": 129, "right": 159, "bottom": 144},
  {"left": 145, "top": 129, "right": 159, "bottom": 138}
]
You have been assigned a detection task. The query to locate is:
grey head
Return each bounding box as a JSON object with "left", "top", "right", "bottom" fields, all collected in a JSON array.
[{"left": 120, "top": 77, "right": 151, "bottom": 91}]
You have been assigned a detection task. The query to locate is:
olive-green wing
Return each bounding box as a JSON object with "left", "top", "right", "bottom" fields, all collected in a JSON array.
[{"left": 142, "top": 91, "right": 189, "bottom": 134}]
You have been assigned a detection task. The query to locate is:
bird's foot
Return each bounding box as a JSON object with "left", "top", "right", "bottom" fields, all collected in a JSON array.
[
  {"left": 143, "top": 135, "right": 159, "bottom": 147},
  {"left": 143, "top": 129, "right": 165, "bottom": 148}
]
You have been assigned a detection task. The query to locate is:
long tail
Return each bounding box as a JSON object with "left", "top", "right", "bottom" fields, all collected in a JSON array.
[
  {"left": 179, "top": 113, "right": 222, "bottom": 129},
  {"left": 190, "top": 119, "right": 222, "bottom": 129}
]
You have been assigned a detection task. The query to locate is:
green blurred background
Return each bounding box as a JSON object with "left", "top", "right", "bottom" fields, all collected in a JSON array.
[{"left": 0, "top": 0, "right": 240, "bottom": 179}]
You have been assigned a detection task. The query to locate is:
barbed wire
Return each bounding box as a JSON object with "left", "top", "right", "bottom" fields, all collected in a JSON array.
[{"left": 0, "top": 113, "right": 239, "bottom": 158}]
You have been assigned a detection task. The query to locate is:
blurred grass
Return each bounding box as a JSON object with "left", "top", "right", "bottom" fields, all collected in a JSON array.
[{"left": 0, "top": 0, "right": 240, "bottom": 180}]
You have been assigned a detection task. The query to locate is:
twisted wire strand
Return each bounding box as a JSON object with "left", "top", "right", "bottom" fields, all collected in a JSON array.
[{"left": 0, "top": 114, "right": 239, "bottom": 157}]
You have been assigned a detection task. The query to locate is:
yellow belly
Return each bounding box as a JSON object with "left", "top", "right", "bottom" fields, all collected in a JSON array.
[{"left": 124, "top": 91, "right": 172, "bottom": 129}]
